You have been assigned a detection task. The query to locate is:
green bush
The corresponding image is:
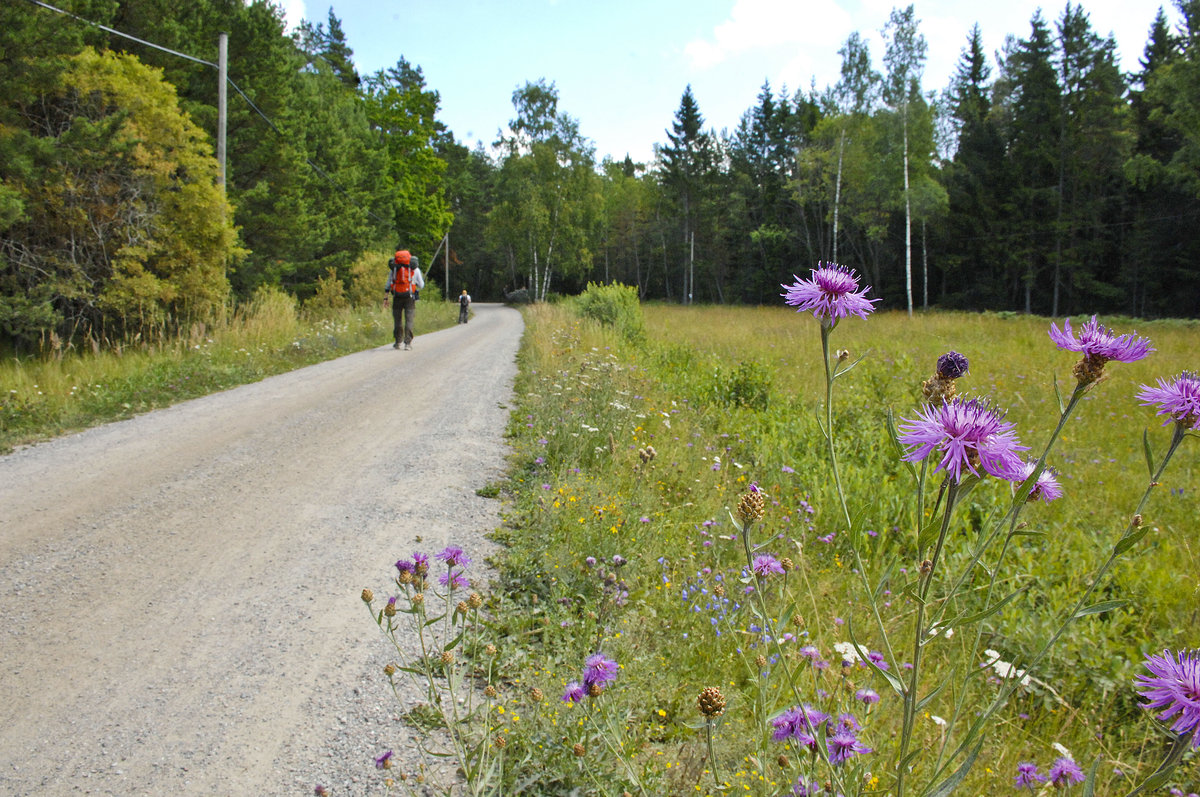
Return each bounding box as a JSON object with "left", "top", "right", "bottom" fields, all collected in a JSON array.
[{"left": 574, "top": 282, "right": 645, "bottom": 341}]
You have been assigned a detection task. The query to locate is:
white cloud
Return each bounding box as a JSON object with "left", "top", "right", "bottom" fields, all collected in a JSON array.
[
  {"left": 277, "top": 0, "right": 307, "bottom": 32},
  {"left": 685, "top": 0, "right": 851, "bottom": 69}
]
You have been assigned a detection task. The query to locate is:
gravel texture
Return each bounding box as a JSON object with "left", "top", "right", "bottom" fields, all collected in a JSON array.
[{"left": 0, "top": 304, "right": 522, "bottom": 796}]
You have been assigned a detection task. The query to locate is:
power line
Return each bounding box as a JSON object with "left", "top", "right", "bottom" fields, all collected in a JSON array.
[{"left": 21, "top": 0, "right": 391, "bottom": 227}]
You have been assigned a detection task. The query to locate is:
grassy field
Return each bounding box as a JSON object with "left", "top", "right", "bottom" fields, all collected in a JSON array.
[
  {"left": 464, "top": 300, "right": 1198, "bottom": 796},
  {"left": 0, "top": 288, "right": 461, "bottom": 452}
]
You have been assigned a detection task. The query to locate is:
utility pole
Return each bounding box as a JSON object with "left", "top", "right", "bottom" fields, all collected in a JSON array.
[
  {"left": 444, "top": 231, "right": 450, "bottom": 299},
  {"left": 217, "top": 32, "right": 228, "bottom": 190}
]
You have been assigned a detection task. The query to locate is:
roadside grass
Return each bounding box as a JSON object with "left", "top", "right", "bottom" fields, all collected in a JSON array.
[
  {"left": 0, "top": 288, "right": 460, "bottom": 452},
  {"left": 478, "top": 301, "right": 1198, "bottom": 796}
]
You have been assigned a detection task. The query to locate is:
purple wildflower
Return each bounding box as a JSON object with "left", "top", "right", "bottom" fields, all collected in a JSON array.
[
  {"left": 585, "top": 556, "right": 597, "bottom": 568},
  {"left": 1048, "top": 757, "right": 1084, "bottom": 787},
  {"left": 898, "top": 397, "right": 1028, "bottom": 483},
  {"left": 412, "top": 551, "right": 430, "bottom": 575},
  {"left": 1049, "top": 315, "right": 1154, "bottom": 364},
  {"left": 1135, "top": 649, "right": 1200, "bottom": 747},
  {"left": 1014, "top": 762, "right": 1045, "bottom": 789},
  {"left": 439, "top": 570, "right": 468, "bottom": 590},
  {"left": 792, "top": 777, "right": 822, "bottom": 796},
  {"left": 855, "top": 688, "right": 880, "bottom": 705},
  {"left": 771, "top": 707, "right": 819, "bottom": 750},
  {"left": 395, "top": 558, "right": 414, "bottom": 574},
  {"left": 782, "top": 263, "right": 879, "bottom": 326},
  {"left": 752, "top": 554, "right": 785, "bottom": 578},
  {"left": 561, "top": 681, "right": 586, "bottom": 704},
  {"left": 868, "top": 650, "right": 890, "bottom": 670},
  {"left": 937, "top": 351, "right": 970, "bottom": 379},
  {"left": 827, "top": 729, "right": 872, "bottom": 764},
  {"left": 374, "top": 750, "right": 393, "bottom": 769},
  {"left": 582, "top": 653, "right": 619, "bottom": 688},
  {"left": 1017, "top": 460, "right": 1064, "bottom": 503},
  {"left": 1138, "top": 372, "right": 1200, "bottom": 430},
  {"left": 436, "top": 545, "right": 470, "bottom": 568}
]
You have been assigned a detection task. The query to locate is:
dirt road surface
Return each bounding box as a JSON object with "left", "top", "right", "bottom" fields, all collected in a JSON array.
[{"left": 0, "top": 304, "right": 523, "bottom": 796}]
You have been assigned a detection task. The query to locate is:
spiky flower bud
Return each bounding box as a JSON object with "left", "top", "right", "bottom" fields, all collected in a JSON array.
[
  {"left": 361, "top": 588, "right": 374, "bottom": 603},
  {"left": 588, "top": 682, "right": 603, "bottom": 697},
  {"left": 383, "top": 602, "right": 396, "bottom": 617},
  {"left": 713, "top": 583, "right": 726, "bottom": 598},
  {"left": 755, "top": 655, "right": 767, "bottom": 669},
  {"left": 1132, "top": 513, "right": 1143, "bottom": 528},
  {"left": 485, "top": 644, "right": 497, "bottom": 656},
  {"left": 573, "top": 742, "right": 586, "bottom": 757},
  {"left": 383, "top": 663, "right": 396, "bottom": 677},
  {"left": 398, "top": 570, "right": 413, "bottom": 585},
  {"left": 468, "top": 592, "right": 484, "bottom": 609},
  {"left": 919, "top": 559, "right": 933, "bottom": 575},
  {"left": 777, "top": 754, "right": 791, "bottom": 769},
  {"left": 737, "top": 489, "right": 766, "bottom": 523},
  {"left": 456, "top": 600, "right": 469, "bottom": 616},
  {"left": 440, "top": 650, "right": 454, "bottom": 666},
  {"left": 529, "top": 687, "right": 544, "bottom": 703},
  {"left": 412, "top": 592, "right": 424, "bottom": 605},
  {"left": 484, "top": 685, "right": 498, "bottom": 699},
  {"left": 780, "top": 557, "right": 794, "bottom": 572},
  {"left": 494, "top": 735, "right": 507, "bottom": 749},
  {"left": 697, "top": 686, "right": 727, "bottom": 717}
]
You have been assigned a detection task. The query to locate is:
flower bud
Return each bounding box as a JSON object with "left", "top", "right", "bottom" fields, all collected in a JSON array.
[{"left": 361, "top": 588, "right": 374, "bottom": 603}]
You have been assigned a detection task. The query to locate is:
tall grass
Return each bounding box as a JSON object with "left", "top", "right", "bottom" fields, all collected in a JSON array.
[
  {"left": 0, "top": 283, "right": 459, "bottom": 451},
  {"left": 408, "top": 302, "right": 1198, "bottom": 796}
]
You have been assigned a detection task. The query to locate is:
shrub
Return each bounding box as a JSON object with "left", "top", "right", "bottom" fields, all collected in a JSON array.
[{"left": 574, "top": 282, "right": 644, "bottom": 341}]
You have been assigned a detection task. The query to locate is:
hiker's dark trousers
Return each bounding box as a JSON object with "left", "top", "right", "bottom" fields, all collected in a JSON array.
[{"left": 392, "top": 293, "right": 416, "bottom": 345}]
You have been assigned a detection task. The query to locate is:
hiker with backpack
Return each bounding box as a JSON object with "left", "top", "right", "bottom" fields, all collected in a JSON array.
[
  {"left": 458, "top": 289, "right": 471, "bottom": 324},
  {"left": 383, "top": 249, "right": 425, "bottom": 350}
]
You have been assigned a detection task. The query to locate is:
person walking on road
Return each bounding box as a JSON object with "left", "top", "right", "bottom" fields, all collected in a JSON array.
[
  {"left": 383, "top": 250, "right": 425, "bottom": 350},
  {"left": 458, "top": 289, "right": 472, "bottom": 324}
]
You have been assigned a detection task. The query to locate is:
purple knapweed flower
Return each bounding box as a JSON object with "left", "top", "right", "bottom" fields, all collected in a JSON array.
[
  {"left": 1017, "top": 460, "right": 1064, "bottom": 503},
  {"left": 585, "top": 556, "right": 597, "bottom": 568},
  {"left": 771, "top": 707, "right": 819, "bottom": 750},
  {"left": 562, "top": 681, "right": 586, "bottom": 704},
  {"left": 1014, "top": 762, "right": 1045, "bottom": 789},
  {"left": 395, "top": 558, "right": 414, "bottom": 574},
  {"left": 752, "top": 554, "right": 785, "bottom": 578},
  {"left": 827, "top": 729, "right": 872, "bottom": 764},
  {"left": 1048, "top": 757, "right": 1084, "bottom": 787},
  {"left": 582, "top": 653, "right": 619, "bottom": 688},
  {"left": 855, "top": 688, "right": 880, "bottom": 705},
  {"left": 1135, "top": 649, "right": 1200, "bottom": 747},
  {"left": 1138, "top": 372, "right": 1200, "bottom": 430},
  {"left": 439, "top": 570, "right": 468, "bottom": 590},
  {"left": 937, "top": 351, "right": 970, "bottom": 379},
  {"left": 1049, "top": 315, "right": 1154, "bottom": 364},
  {"left": 412, "top": 551, "right": 430, "bottom": 574},
  {"left": 868, "top": 650, "right": 890, "bottom": 670},
  {"left": 436, "top": 545, "right": 470, "bottom": 568},
  {"left": 374, "top": 750, "right": 393, "bottom": 769},
  {"left": 782, "top": 263, "right": 879, "bottom": 326},
  {"left": 898, "top": 397, "right": 1028, "bottom": 483}
]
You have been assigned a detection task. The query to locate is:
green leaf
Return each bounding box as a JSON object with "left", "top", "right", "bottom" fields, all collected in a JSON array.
[
  {"left": 1114, "top": 526, "right": 1150, "bottom": 556},
  {"left": 886, "top": 408, "right": 920, "bottom": 483},
  {"left": 1052, "top": 373, "right": 1065, "bottom": 415},
  {"left": 924, "top": 739, "right": 984, "bottom": 797},
  {"left": 848, "top": 617, "right": 906, "bottom": 698},
  {"left": 951, "top": 586, "right": 1029, "bottom": 626},
  {"left": 915, "top": 679, "right": 950, "bottom": 712},
  {"left": 1074, "top": 599, "right": 1128, "bottom": 619},
  {"left": 1143, "top": 429, "right": 1156, "bottom": 477},
  {"left": 443, "top": 631, "right": 465, "bottom": 651},
  {"left": 1081, "top": 756, "right": 1102, "bottom": 797},
  {"left": 1126, "top": 731, "right": 1193, "bottom": 796}
]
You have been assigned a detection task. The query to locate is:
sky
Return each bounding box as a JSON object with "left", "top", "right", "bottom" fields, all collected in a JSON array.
[{"left": 277, "top": 0, "right": 1178, "bottom": 165}]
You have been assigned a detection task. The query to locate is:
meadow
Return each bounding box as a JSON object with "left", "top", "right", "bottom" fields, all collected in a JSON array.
[
  {"left": 374, "top": 291, "right": 1197, "bottom": 796},
  {"left": 0, "top": 283, "right": 459, "bottom": 452}
]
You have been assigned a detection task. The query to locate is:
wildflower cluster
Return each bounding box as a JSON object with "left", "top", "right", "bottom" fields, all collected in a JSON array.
[{"left": 562, "top": 653, "right": 619, "bottom": 702}]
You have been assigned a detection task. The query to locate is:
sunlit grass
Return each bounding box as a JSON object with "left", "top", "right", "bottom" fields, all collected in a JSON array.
[{"left": 480, "top": 302, "right": 1199, "bottom": 795}]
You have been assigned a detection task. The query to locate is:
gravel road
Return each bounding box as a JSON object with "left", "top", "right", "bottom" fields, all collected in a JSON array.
[{"left": 0, "top": 303, "right": 523, "bottom": 796}]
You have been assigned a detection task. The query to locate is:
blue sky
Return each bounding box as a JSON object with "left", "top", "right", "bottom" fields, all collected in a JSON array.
[{"left": 278, "top": 0, "right": 1177, "bottom": 165}]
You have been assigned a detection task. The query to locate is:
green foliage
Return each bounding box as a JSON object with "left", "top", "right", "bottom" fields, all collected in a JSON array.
[
  {"left": 473, "top": 304, "right": 1200, "bottom": 796},
  {"left": 574, "top": 281, "right": 645, "bottom": 341},
  {"left": 1, "top": 47, "right": 237, "bottom": 347},
  {"left": 708, "top": 360, "right": 773, "bottom": 411}
]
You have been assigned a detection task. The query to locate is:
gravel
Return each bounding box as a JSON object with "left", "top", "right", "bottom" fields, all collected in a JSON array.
[{"left": 0, "top": 304, "right": 521, "bottom": 796}]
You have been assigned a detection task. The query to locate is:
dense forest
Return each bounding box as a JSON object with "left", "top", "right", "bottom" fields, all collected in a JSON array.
[{"left": 3, "top": 0, "right": 1200, "bottom": 351}]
